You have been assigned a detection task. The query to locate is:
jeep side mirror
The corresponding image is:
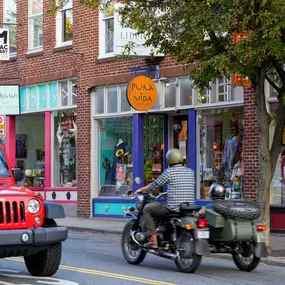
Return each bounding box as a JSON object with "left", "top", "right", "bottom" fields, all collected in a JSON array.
[{"left": 12, "top": 168, "right": 22, "bottom": 182}]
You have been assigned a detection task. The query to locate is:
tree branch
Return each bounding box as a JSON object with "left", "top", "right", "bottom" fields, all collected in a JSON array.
[{"left": 265, "top": 74, "right": 281, "bottom": 93}]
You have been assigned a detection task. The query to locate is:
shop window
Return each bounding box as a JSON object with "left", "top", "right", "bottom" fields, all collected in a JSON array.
[
  {"left": 0, "top": 148, "right": 10, "bottom": 178},
  {"left": 164, "top": 81, "right": 176, "bottom": 108},
  {"left": 15, "top": 115, "right": 45, "bottom": 187},
  {"left": 271, "top": 150, "right": 285, "bottom": 205},
  {"left": 120, "top": 86, "right": 131, "bottom": 112},
  {"left": 95, "top": 88, "right": 105, "bottom": 114},
  {"left": 199, "top": 108, "right": 243, "bottom": 200},
  {"left": 52, "top": 110, "right": 77, "bottom": 187},
  {"left": 144, "top": 115, "right": 164, "bottom": 193},
  {"left": 60, "top": 81, "right": 68, "bottom": 107},
  {"left": 98, "top": 116, "right": 133, "bottom": 197},
  {"left": 216, "top": 77, "right": 231, "bottom": 102},
  {"left": 28, "top": 0, "right": 43, "bottom": 50},
  {"left": 179, "top": 78, "right": 193, "bottom": 106},
  {"left": 71, "top": 80, "right": 77, "bottom": 105},
  {"left": 3, "top": 0, "right": 16, "bottom": 56},
  {"left": 107, "top": 87, "right": 117, "bottom": 113}
]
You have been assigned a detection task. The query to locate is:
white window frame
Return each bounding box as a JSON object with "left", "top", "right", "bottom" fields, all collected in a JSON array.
[
  {"left": 55, "top": 0, "right": 73, "bottom": 47},
  {"left": 3, "top": 0, "right": 16, "bottom": 57},
  {"left": 58, "top": 79, "right": 77, "bottom": 108},
  {"left": 28, "top": 0, "right": 43, "bottom": 51},
  {"left": 98, "top": 2, "right": 115, "bottom": 58},
  {"left": 216, "top": 77, "right": 231, "bottom": 102}
]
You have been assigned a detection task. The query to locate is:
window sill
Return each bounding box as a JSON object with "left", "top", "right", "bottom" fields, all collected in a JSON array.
[
  {"left": 97, "top": 54, "right": 117, "bottom": 63},
  {"left": 54, "top": 42, "right": 73, "bottom": 52},
  {"left": 26, "top": 48, "right": 43, "bottom": 57}
]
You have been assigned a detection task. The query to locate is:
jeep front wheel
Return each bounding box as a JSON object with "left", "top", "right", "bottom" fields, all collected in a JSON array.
[{"left": 24, "top": 243, "right": 62, "bottom": 276}]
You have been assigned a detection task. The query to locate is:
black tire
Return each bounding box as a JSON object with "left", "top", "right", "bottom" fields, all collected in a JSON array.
[
  {"left": 24, "top": 243, "right": 62, "bottom": 276},
  {"left": 213, "top": 200, "right": 260, "bottom": 220},
  {"left": 121, "top": 220, "right": 146, "bottom": 265},
  {"left": 232, "top": 252, "right": 260, "bottom": 272},
  {"left": 175, "top": 231, "right": 202, "bottom": 273}
]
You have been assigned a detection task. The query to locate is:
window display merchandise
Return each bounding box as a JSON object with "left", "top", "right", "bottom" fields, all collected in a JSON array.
[
  {"left": 99, "top": 117, "right": 133, "bottom": 197},
  {"left": 144, "top": 115, "right": 164, "bottom": 193},
  {"left": 199, "top": 109, "right": 244, "bottom": 199},
  {"left": 53, "top": 110, "right": 77, "bottom": 187}
]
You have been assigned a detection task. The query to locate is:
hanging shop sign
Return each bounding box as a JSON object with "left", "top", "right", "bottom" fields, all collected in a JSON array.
[
  {"left": 232, "top": 32, "right": 251, "bottom": 87},
  {"left": 127, "top": 76, "right": 158, "bottom": 111},
  {"left": 0, "top": 29, "right": 9, "bottom": 61},
  {"left": 0, "top": 85, "right": 20, "bottom": 115},
  {"left": 0, "top": 115, "right": 5, "bottom": 136}
]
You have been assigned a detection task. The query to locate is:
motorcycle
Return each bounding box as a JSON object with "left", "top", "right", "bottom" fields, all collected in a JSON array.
[
  {"left": 201, "top": 199, "right": 268, "bottom": 271},
  {"left": 121, "top": 192, "right": 210, "bottom": 273}
]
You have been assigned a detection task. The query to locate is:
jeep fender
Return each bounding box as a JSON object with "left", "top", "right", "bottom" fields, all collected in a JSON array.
[{"left": 44, "top": 201, "right": 65, "bottom": 219}]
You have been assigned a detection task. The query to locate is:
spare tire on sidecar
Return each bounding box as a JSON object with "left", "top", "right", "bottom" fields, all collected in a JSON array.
[{"left": 213, "top": 200, "right": 261, "bottom": 220}]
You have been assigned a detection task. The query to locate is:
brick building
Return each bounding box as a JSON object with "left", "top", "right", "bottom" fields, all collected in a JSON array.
[{"left": 1, "top": 0, "right": 278, "bottom": 221}]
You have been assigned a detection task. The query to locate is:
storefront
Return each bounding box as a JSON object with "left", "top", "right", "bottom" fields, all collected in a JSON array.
[
  {"left": 91, "top": 75, "right": 244, "bottom": 217},
  {"left": 5, "top": 79, "right": 78, "bottom": 216}
]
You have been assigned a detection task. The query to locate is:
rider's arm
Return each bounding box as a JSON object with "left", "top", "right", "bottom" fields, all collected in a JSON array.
[{"left": 137, "top": 170, "right": 170, "bottom": 194}]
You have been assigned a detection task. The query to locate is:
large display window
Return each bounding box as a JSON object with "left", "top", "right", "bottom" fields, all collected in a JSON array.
[
  {"left": 144, "top": 115, "right": 164, "bottom": 193},
  {"left": 52, "top": 110, "right": 77, "bottom": 187},
  {"left": 16, "top": 115, "right": 45, "bottom": 187},
  {"left": 198, "top": 108, "right": 244, "bottom": 200},
  {"left": 98, "top": 117, "right": 133, "bottom": 197}
]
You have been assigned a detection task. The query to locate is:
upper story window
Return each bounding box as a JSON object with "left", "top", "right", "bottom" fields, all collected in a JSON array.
[
  {"left": 56, "top": 0, "right": 73, "bottom": 46},
  {"left": 99, "top": 1, "right": 114, "bottom": 57},
  {"left": 28, "top": 0, "right": 43, "bottom": 50},
  {"left": 3, "top": 0, "right": 16, "bottom": 56}
]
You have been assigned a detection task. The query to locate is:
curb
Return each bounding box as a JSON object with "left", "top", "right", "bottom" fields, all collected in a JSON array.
[{"left": 65, "top": 226, "right": 122, "bottom": 235}]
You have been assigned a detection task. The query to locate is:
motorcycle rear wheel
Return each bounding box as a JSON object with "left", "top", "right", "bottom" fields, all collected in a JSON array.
[
  {"left": 232, "top": 252, "right": 260, "bottom": 272},
  {"left": 175, "top": 231, "right": 202, "bottom": 273},
  {"left": 121, "top": 220, "right": 146, "bottom": 265}
]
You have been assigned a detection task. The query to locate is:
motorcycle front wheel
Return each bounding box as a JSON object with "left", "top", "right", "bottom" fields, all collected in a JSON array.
[
  {"left": 121, "top": 220, "right": 146, "bottom": 265},
  {"left": 175, "top": 231, "right": 202, "bottom": 273}
]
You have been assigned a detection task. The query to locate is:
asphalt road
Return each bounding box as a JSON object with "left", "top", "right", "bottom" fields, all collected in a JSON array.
[{"left": 1, "top": 231, "right": 285, "bottom": 285}]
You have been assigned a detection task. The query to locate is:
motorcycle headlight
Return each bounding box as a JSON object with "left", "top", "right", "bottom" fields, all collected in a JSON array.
[{"left": 28, "top": 199, "right": 40, "bottom": 214}]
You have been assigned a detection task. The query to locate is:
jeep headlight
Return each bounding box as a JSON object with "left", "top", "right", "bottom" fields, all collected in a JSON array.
[{"left": 28, "top": 199, "right": 40, "bottom": 214}]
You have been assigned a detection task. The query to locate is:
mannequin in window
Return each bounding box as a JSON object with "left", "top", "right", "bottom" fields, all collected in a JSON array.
[{"left": 106, "top": 138, "right": 130, "bottom": 185}]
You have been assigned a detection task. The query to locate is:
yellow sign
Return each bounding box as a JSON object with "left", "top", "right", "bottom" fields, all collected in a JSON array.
[
  {"left": 127, "top": 76, "right": 158, "bottom": 111},
  {"left": 0, "top": 115, "right": 4, "bottom": 136}
]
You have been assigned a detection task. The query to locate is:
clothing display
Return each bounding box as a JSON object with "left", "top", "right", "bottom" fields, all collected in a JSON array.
[
  {"left": 106, "top": 139, "right": 130, "bottom": 185},
  {"left": 231, "top": 161, "right": 241, "bottom": 191},
  {"left": 222, "top": 133, "right": 239, "bottom": 170}
]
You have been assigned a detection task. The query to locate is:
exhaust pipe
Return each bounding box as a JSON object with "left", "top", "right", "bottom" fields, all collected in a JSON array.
[{"left": 148, "top": 249, "right": 178, "bottom": 260}]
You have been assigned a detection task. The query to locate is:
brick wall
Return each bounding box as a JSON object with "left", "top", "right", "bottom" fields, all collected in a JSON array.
[{"left": 243, "top": 87, "right": 259, "bottom": 200}]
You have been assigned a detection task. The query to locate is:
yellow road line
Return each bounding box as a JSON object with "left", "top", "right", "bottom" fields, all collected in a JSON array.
[{"left": 7, "top": 257, "right": 176, "bottom": 285}]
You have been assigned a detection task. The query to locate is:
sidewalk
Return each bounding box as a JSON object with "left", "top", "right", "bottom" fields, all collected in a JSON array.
[{"left": 56, "top": 216, "right": 285, "bottom": 267}]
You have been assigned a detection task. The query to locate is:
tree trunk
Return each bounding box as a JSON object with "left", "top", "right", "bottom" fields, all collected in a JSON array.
[
  {"left": 255, "top": 68, "right": 285, "bottom": 248},
  {"left": 255, "top": 68, "right": 274, "bottom": 248}
]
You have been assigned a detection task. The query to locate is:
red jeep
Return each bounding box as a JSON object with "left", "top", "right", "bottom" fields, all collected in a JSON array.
[{"left": 0, "top": 144, "right": 68, "bottom": 276}]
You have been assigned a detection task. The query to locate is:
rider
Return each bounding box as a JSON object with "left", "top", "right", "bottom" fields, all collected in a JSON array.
[
  {"left": 194, "top": 183, "right": 226, "bottom": 218},
  {"left": 135, "top": 148, "right": 195, "bottom": 249}
]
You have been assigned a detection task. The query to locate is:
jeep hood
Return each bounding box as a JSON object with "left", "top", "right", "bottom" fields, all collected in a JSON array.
[{"left": 0, "top": 184, "right": 38, "bottom": 197}]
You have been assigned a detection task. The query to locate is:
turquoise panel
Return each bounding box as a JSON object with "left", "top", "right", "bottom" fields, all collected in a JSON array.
[
  {"left": 49, "top": 82, "right": 58, "bottom": 109},
  {"left": 39, "top": 85, "right": 47, "bottom": 110},
  {"left": 28, "top": 86, "right": 37, "bottom": 111},
  {"left": 94, "top": 202, "right": 136, "bottom": 216},
  {"left": 20, "top": 88, "right": 27, "bottom": 113}
]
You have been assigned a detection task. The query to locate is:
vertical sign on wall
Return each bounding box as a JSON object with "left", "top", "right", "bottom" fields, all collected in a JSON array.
[
  {"left": 49, "top": 83, "right": 58, "bottom": 109},
  {"left": 20, "top": 88, "right": 27, "bottom": 113},
  {"left": 0, "top": 29, "right": 9, "bottom": 61},
  {"left": 0, "top": 115, "right": 5, "bottom": 136},
  {"left": 28, "top": 86, "right": 37, "bottom": 111},
  {"left": 39, "top": 85, "right": 47, "bottom": 109}
]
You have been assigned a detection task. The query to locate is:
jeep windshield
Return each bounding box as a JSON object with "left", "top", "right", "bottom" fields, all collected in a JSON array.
[{"left": 0, "top": 148, "right": 10, "bottom": 178}]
